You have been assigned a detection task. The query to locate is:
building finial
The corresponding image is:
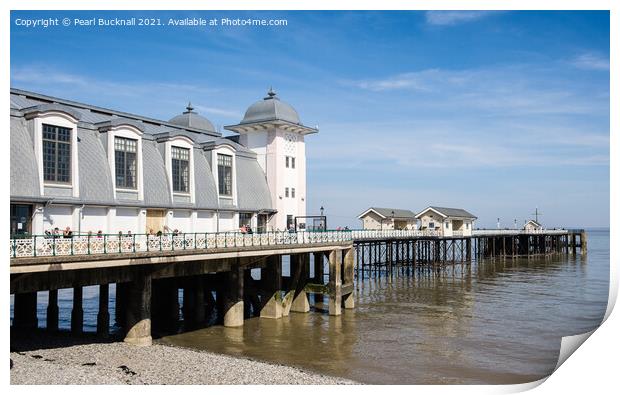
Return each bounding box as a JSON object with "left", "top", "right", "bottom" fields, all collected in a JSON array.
[
  {"left": 267, "top": 87, "right": 276, "bottom": 98},
  {"left": 186, "top": 102, "right": 194, "bottom": 113}
]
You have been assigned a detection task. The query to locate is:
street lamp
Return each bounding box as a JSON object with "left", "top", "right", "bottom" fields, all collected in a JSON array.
[
  {"left": 320, "top": 206, "right": 324, "bottom": 217},
  {"left": 497, "top": 217, "right": 500, "bottom": 229}
]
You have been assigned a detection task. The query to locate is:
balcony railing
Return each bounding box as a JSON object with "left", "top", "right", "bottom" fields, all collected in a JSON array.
[
  {"left": 9, "top": 230, "right": 353, "bottom": 259},
  {"left": 350, "top": 229, "right": 439, "bottom": 239},
  {"left": 471, "top": 229, "right": 568, "bottom": 236}
]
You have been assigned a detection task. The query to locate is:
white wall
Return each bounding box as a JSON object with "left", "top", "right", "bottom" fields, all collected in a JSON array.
[
  {"left": 43, "top": 205, "right": 73, "bottom": 232},
  {"left": 218, "top": 211, "right": 236, "bottom": 232},
  {"left": 168, "top": 209, "right": 192, "bottom": 233},
  {"left": 195, "top": 210, "right": 215, "bottom": 233},
  {"left": 80, "top": 207, "right": 108, "bottom": 234},
  {"left": 115, "top": 208, "right": 140, "bottom": 234}
]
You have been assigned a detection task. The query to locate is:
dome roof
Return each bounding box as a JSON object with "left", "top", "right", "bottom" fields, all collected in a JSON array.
[
  {"left": 240, "top": 88, "right": 301, "bottom": 125},
  {"left": 169, "top": 103, "right": 216, "bottom": 133}
]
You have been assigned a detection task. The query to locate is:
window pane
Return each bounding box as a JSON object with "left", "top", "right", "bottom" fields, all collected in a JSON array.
[
  {"left": 115, "top": 150, "right": 126, "bottom": 187},
  {"left": 217, "top": 154, "right": 232, "bottom": 196},
  {"left": 126, "top": 152, "right": 136, "bottom": 188},
  {"left": 114, "top": 137, "right": 138, "bottom": 189},
  {"left": 42, "top": 124, "right": 72, "bottom": 183},
  {"left": 291, "top": 157, "right": 295, "bottom": 169},
  {"left": 292, "top": 188, "right": 295, "bottom": 198},
  {"left": 43, "top": 140, "right": 56, "bottom": 181}
]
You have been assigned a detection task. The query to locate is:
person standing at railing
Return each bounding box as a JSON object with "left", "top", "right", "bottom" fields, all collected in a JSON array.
[{"left": 63, "top": 226, "right": 73, "bottom": 239}]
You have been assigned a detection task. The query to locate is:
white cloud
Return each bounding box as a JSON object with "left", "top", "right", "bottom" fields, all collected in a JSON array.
[
  {"left": 425, "top": 11, "right": 496, "bottom": 26},
  {"left": 571, "top": 53, "right": 609, "bottom": 71}
]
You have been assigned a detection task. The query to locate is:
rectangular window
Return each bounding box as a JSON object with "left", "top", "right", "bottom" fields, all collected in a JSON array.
[
  {"left": 172, "top": 146, "right": 190, "bottom": 193},
  {"left": 285, "top": 156, "right": 289, "bottom": 168},
  {"left": 445, "top": 222, "right": 449, "bottom": 229},
  {"left": 285, "top": 187, "right": 289, "bottom": 198},
  {"left": 291, "top": 157, "right": 295, "bottom": 169},
  {"left": 114, "top": 137, "right": 137, "bottom": 189},
  {"left": 429, "top": 222, "right": 435, "bottom": 229},
  {"left": 42, "top": 124, "right": 72, "bottom": 183},
  {"left": 217, "top": 153, "right": 233, "bottom": 196},
  {"left": 291, "top": 188, "right": 295, "bottom": 198},
  {"left": 239, "top": 213, "right": 252, "bottom": 228}
]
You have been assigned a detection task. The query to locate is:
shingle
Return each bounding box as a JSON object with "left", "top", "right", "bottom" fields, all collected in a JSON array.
[
  {"left": 77, "top": 128, "right": 115, "bottom": 203},
  {"left": 10, "top": 117, "right": 40, "bottom": 198},
  {"left": 368, "top": 207, "right": 416, "bottom": 219},
  {"left": 142, "top": 140, "right": 172, "bottom": 207},
  {"left": 194, "top": 150, "right": 218, "bottom": 208},
  {"left": 236, "top": 156, "right": 272, "bottom": 211},
  {"left": 429, "top": 206, "right": 477, "bottom": 219}
]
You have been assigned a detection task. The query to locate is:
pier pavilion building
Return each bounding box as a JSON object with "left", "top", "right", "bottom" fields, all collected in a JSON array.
[
  {"left": 415, "top": 206, "right": 477, "bottom": 236},
  {"left": 357, "top": 207, "right": 418, "bottom": 230},
  {"left": 10, "top": 88, "right": 317, "bottom": 236}
]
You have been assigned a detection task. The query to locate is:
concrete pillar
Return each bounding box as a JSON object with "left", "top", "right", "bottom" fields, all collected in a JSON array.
[
  {"left": 124, "top": 271, "right": 152, "bottom": 346},
  {"left": 580, "top": 231, "right": 588, "bottom": 254},
  {"left": 328, "top": 249, "right": 342, "bottom": 316},
  {"left": 291, "top": 253, "right": 310, "bottom": 313},
  {"left": 47, "top": 289, "right": 59, "bottom": 331},
  {"left": 343, "top": 247, "right": 355, "bottom": 309},
  {"left": 223, "top": 261, "right": 244, "bottom": 327},
  {"left": 152, "top": 279, "right": 179, "bottom": 331},
  {"left": 260, "top": 255, "right": 283, "bottom": 319},
  {"left": 182, "top": 283, "right": 197, "bottom": 324},
  {"left": 115, "top": 282, "right": 128, "bottom": 329},
  {"left": 194, "top": 277, "right": 206, "bottom": 322},
  {"left": 97, "top": 284, "right": 110, "bottom": 337},
  {"left": 13, "top": 292, "right": 38, "bottom": 330},
  {"left": 71, "top": 287, "right": 83, "bottom": 334}
]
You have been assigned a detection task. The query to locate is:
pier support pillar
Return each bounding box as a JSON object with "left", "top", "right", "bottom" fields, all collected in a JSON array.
[
  {"left": 260, "top": 255, "right": 283, "bottom": 319},
  {"left": 290, "top": 253, "right": 310, "bottom": 313},
  {"left": 580, "top": 231, "right": 588, "bottom": 254},
  {"left": 124, "top": 270, "right": 152, "bottom": 346},
  {"left": 71, "top": 286, "right": 83, "bottom": 334},
  {"left": 115, "top": 282, "right": 128, "bottom": 329},
  {"left": 343, "top": 247, "right": 355, "bottom": 309},
  {"left": 97, "top": 284, "right": 110, "bottom": 337},
  {"left": 328, "top": 249, "right": 342, "bottom": 316},
  {"left": 13, "top": 292, "right": 38, "bottom": 330},
  {"left": 47, "top": 289, "right": 59, "bottom": 331},
  {"left": 223, "top": 261, "right": 244, "bottom": 327},
  {"left": 152, "top": 279, "right": 179, "bottom": 331}
]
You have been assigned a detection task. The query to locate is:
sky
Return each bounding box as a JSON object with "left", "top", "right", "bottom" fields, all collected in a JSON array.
[{"left": 10, "top": 10, "right": 610, "bottom": 228}]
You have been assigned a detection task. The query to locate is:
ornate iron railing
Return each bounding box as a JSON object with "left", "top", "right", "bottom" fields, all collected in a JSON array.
[
  {"left": 350, "top": 229, "right": 440, "bottom": 239},
  {"left": 9, "top": 230, "right": 353, "bottom": 259},
  {"left": 471, "top": 229, "right": 569, "bottom": 236}
]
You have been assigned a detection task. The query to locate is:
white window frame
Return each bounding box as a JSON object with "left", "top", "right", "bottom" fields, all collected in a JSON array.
[
  {"left": 211, "top": 144, "right": 237, "bottom": 205},
  {"left": 106, "top": 125, "right": 144, "bottom": 200},
  {"left": 165, "top": 137, "right": 195, "bottom": 204},
  {"left": 33, "top": 112, "right": 79, "bottom": 197}
]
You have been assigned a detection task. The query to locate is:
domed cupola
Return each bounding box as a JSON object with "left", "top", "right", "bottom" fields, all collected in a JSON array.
[
  {"left": 169, "top": 102, "right": 216, "bottom": 133},
  {"left": 240, "top": 88, "right": 301, "bottom": 125}
]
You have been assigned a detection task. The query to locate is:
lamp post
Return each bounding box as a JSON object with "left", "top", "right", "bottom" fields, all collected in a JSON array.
[{"left": 497, "top": 218, "right": 500, "bottom": 229}]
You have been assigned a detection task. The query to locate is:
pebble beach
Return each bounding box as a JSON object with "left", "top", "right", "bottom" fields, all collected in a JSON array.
[{"left": 10, "top": 332, "right": 356, "bottom": 385}]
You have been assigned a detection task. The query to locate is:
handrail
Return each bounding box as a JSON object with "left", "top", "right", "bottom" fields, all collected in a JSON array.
[{"left": 9, "top": 230, "right": 353, "bottom": 259}]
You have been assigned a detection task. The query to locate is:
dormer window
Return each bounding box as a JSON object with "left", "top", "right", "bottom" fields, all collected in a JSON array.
[
  {"left": 171, "top": 146, "right": 190, "bottom": 193},
  {"left": 217, "top": 153, "right": 233, "bottom": 196},
  {"left": 114, "top": 136, "right": 137, "bottom": 189},
  {"left": 42, "top": 124, "right": 72, "bottom": 183}
]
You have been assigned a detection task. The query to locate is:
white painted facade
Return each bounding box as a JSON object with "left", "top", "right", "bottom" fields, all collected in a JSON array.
[
  {"left": 11, "top": 89, "right": 315, "bottom": 237},
  {"left": 415, "top": 207, "right": 476, "bottom": 237}
]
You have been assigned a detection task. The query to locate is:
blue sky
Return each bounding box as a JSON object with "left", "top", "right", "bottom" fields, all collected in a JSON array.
[{"left": 10, "top": 10, "right": 610, "bottom": 228}]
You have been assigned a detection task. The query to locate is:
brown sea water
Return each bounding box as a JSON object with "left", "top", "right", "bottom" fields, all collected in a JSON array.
[
  {"left": 159, "top": 230, "right": 609, "bottom": 384},
  {"left": 11, "top": 230, "right": 609, "bottom": 384}
]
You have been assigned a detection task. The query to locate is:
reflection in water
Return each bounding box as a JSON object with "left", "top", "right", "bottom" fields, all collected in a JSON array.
[{"left": 161, "top": 231, "right": 609, "bottom": 384}]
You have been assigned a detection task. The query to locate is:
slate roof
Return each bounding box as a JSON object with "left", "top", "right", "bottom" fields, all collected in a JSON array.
[
  {"left": 417, "top": 206, "right": 477, "bottom": 219},
  {"left": 10, "top": 88, "right": 274, "bottom": 212},
  {"left": 359, "top": 207, "right": 417, "bottom": 219},
  {"left": 239, "top": 89, "right": 301, "bottom": 125},
  {"left": 10, "top": 117, "right": 40, "bottom": 199},
  {"left": 236, "top": 156, "right": 273, "bottom": 211}
]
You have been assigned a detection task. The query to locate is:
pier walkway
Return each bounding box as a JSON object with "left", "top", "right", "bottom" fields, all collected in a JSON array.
[{"left": 9, "top": 228, "right": 586, "bottom": 346}]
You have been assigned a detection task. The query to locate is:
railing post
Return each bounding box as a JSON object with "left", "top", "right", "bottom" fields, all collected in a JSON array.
[
  {"left": 33, "top": 236, "right": 37, "bottom": 257},
  {"left": 103, "top": 235, "right": 107, "bottom": 254},
  {"left": 88, "top": 235, "right": 91, "bottom": 255},
  {"left": 53, "top": 236, "right": 57, "bottom": 256},
  {"left": 12, "top": 238, "right": 16, "bottom": 258}
]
